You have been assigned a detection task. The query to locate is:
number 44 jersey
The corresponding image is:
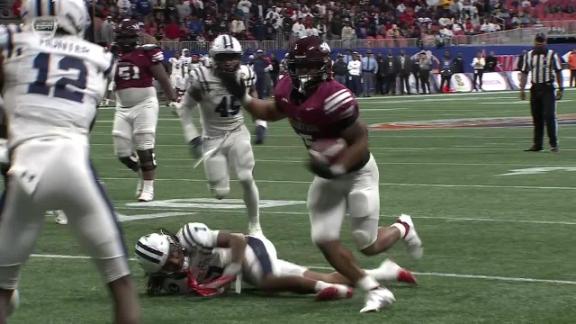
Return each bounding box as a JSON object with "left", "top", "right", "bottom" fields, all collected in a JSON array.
[
  {"left": 1, "top": 26, "right": 114, "bottom": 146},
  {"left": 183, "top": 64, "right": 253, "bottom": 137}
]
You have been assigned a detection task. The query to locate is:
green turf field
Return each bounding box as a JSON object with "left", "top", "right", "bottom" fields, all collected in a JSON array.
[{"left": 9, "top": 90, "right": 576, "bottom": 323}]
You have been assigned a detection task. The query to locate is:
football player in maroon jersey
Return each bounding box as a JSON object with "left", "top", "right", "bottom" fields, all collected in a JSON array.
[
  {"left": 219, "top": 36, "right": 424, "bottom": 313},
  {"left": 112, "top": 19, "right": 177, "bottom": 202}
]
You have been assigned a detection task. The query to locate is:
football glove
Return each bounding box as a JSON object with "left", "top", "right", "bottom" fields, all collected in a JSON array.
[
  {"left": 189, "top": 137, "right": 203, "bottom": 159},
  {"left": 186, "top": 270, "right": 222, "bottom": 297}
]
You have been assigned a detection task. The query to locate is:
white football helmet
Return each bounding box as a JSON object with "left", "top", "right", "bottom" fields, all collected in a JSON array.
[
  {"left": 135, "top": 233, "right": 171, "bottom": 274},
  {"left": 209, "top": 34, "right": 242, "bottom": 74},
  {"left": 20, "top": 0, "right": 90, "bottom": 37},
  {"left": 209, "top": 34, "right": 242, "bottom": 57}
]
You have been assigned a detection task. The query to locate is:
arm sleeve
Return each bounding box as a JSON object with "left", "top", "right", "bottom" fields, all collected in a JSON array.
[
  {"left": 179, "top": 76, "right": 202, "bottom": 141},
  {"left": 178, "top": 223, "right": 219, "bottom": 251}
]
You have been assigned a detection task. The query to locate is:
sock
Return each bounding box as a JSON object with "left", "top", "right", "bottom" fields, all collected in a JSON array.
[
  {"left": 365, "top": 259, "right": 401, "bottom": 281},
  {"left": 314, "top": 280, "right": 331, "bottom": 292},
  {"left": 391, "top": 222, "right": 408, "bottom": 239},
  {"left": 240, "top": 179, "right": 260, "bottom": 227},
  {"left": 142, "top": 180, "right": 154, "bottom": 193},
  {"left": 356, "top": 275, "right": 379, "bottom": 292}
]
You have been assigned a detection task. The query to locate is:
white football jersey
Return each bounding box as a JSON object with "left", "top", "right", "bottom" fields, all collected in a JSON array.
[
  {"left": 169, "top": 57, "right": 182, "bottom": 77},
  {"left": 176, "top": 222, "right": 231, "bottom": 283},
  {"left": 184, "top": 64, "right": 253, "bottom": 136},
  {"left": 1, "top": 26, "right": 114, "bottom": 147}
]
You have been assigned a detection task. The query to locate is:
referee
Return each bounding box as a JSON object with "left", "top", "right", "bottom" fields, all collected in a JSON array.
[{"left": 520, "top": 33, "right": 564, "bottom": 152}]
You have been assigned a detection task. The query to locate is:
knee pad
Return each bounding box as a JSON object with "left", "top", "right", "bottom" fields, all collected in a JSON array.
[
  {"left": 352, "top": 228, "right": 377, "bottom": 251},
  {"left": 137, "top": 149, "right": 157, "bottom": 172},
  {"left": 118, "top": 154, "right": 140, "bottom": 172}
]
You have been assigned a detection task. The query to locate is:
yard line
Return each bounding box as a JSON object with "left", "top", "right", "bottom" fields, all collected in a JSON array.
[
  {"left": 93, "top": 156, "right": 567, "bottom": 167},
  {"left": 99, "top": 177, "right": 576, "bottom": 190},
  {"left": 115, "top": 207, "right": 576, "bottom": 226},
  {"left": 93, "top": 143, "right": 563, "bottom": 151},
  {"left": 28, "top": 254, "right": 576, "bottom": 286}
]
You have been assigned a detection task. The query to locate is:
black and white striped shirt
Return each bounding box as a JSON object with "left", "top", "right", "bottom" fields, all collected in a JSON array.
[{"left": 521, "top": 49, "right": 562, "bottom": 85}]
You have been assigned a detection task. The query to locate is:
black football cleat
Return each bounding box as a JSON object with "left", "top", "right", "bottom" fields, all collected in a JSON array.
[{"left": 524, "top": 146, "right": 543, "bottom": 152}]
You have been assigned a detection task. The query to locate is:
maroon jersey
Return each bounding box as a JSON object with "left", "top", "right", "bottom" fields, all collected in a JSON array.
[
  {"left": 114, "top": 45, "right": 164, "bottom": 90},
  {"left": 274, "top": 77, "right": 359, "bottom": 147}
]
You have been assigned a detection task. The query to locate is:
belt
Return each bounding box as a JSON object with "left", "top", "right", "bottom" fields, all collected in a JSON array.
[{"left": 362, "top": 70, "right": 374, "bottom": 73}]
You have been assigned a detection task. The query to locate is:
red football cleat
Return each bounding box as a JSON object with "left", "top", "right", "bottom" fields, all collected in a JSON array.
[
  {"left": 315, "top": 285, "right": 353, "bottom": 301},
  {"left": 397, "top": 269, "right": 417, "bottom": 285}
]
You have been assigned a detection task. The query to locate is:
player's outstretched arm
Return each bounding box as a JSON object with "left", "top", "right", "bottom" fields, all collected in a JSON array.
[
  {"left": 220, "top": 74, "right": 286, "bottom": 121},
  {"left": 151, "top": 64, "right": 177, "bottom": 102}
]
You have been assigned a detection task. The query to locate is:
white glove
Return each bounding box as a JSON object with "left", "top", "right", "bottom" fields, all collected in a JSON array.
[{"left": 168, "top": 101, "right": 182, "bottom": 117}]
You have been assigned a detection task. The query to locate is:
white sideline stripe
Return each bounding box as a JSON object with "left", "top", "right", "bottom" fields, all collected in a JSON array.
[
  {"left": 115, "top": 207, "right": 576, "bottom": 226},
  {"left": 27, "top": 254, "right": 576, "bottom": 286},
  {"left": 99, "top": 177, "right": 576, "bottom": 190}
]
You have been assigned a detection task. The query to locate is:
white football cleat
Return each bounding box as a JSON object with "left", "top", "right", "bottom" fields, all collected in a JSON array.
[
  {"left": 359, "top": 287, "right": 395, "bottom": 313},
  {"left": 396, "top": 214, "right": 423, "bottom": 259},
  {"left": 138, "top": 189, "right": 154, "bottom": 202},
  {"left": 54, "top": 210, "right": 68, "bottom": 225},
  {"left": 315, "top": 284, "right": 353, "bottom": 301}
]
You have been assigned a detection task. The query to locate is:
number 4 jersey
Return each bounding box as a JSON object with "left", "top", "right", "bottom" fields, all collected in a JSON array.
[
  {"left": 181, "top": 64, "right": 253, "bottom": 137},
  {"left": 1, "top": 26, "right": 114, "bottom": 146}
]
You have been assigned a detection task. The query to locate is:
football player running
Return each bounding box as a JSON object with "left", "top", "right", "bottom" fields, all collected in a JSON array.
[
  {"left": 178, "top": 34, "right": 262, "bottom": 235},
  {"left": 0, "top": 2, "right": 140, "bottom": 323},
  {"left": 112, "top": 19, "right": 177, "bottom": 202},
  {"left": 219, "top": 36, "right": 424, "bottom": 313},
  {"left": 135, "top": 222, "right": 416, "bottom": 298}
]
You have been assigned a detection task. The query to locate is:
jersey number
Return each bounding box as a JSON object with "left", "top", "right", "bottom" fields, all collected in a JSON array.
[
  {"left": 28, "top": 53, "right": 87, "bottom": 103},
  {"left": 215, "top": 96, "right": 241, "bottom": 117},
  {"left": 118, "top": 65, "right": 141, "bottom": 80}
]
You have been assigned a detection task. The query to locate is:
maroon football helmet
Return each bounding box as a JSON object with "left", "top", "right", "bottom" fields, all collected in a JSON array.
[
  {"left": 287, "top": 36, "right": 332, "bottom": 93},
  {"left": 114, "top": 19, "right": 140, "bottom": 52}
]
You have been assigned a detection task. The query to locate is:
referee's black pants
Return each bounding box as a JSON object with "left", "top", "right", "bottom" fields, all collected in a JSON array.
[{"left": 530, "top": 84, "right": 558, "bottom": 148}]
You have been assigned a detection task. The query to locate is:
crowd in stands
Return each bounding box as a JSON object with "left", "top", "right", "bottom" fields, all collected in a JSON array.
[{"left": 61, "top": 0, "right": 575, "bottom": 48}]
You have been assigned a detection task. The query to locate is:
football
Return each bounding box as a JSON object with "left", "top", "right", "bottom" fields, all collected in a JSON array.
[{"left": 309, "top": 138, "right": 347, "bottom": 165}]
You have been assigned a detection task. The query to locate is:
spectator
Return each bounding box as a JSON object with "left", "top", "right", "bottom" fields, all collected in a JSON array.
[
  {"left": 453, "top": 52, "right": 464, "bottom": 73},
  {"left": 176, "top": 0, "right": 192, "bottom": 22},
  {"left": 361, "top": 50, "right": 378, "bottom": 97},
  {"left": 397, "top": 50, "right": 412, "bottom": 95},
  {"left": 269, "top": 53, "right": 280, "bottom": 87},
  {"left": 439, "top": 50, "right": 454, "bottom": 93},
  {"left": 382, "top": 51, "right": 398, "bottom": 95},
  {"left": 484, "top": 51, "right": 498, "bottom": 72},
  {"left": 135, "top": 0, "right": 153, "bottom": 17},
  {"left": 347, "top": 51, "right": 362, "bottom": 96},
  {"left": 238, "top": 0, "right": 252, "bottom": 21},
  {"left": 333, "top": 54, "right": 348, "bottom": 86},
  {"left": 164, "top": 18, "right": 182, "bottom": 40},
  {"left": 230, "top": 16, "right": 246, "bottom": 39},
  {"left": 471, "top": 51, "right": 485, "bottom": 91},
  {"left": 188, "top": 15, "right": 204, "bottom": 36},
  {"left": 292, "top": 18, "right": 306, "bottom": 39},
  {"left": 100, "top": 16, "right": 115, "bottom": 47},
  {"left": 341, "top": 21, "right": 356, "bottom": 48}
]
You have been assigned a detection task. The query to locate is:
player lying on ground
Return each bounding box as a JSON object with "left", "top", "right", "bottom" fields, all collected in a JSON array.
[{"left": 135, "top": 222, "right": 416, "bottom": 298}]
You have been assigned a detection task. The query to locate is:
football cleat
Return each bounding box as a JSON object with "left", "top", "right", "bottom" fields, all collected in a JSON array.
[
  {"left": 396, "top": 214, "right": 423, "bottom": 260},
  {"left": 54, "top": 210, "right": 68, "bottom": 225},
  {"left": 359, "top": 287, "right": 395, "bottom": 313},
  {"left": 315, "top": 285, "right": 353, "bottom": 301},
  {"left": 138, "top": 188, "right": 154, "bottom": 202},
  {"left": 397, "top": 269, "right": 417, "bottom": 285}
]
